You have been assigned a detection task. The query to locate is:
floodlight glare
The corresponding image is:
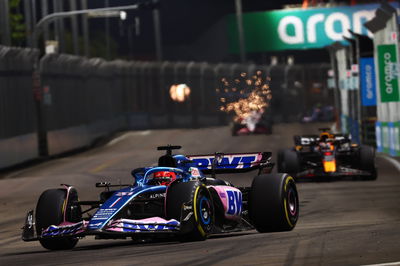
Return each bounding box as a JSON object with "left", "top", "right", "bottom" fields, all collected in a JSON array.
[{"left": 120, "top": 11, "right": 127, "bottom": 20}]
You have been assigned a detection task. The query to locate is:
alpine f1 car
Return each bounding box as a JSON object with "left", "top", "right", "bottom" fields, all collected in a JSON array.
[
  {"left": 277, "top": 128, "right": 377, "bottom": 181},
  {"left": 22, "top": 145, "right": 299, "bottom": 250}
]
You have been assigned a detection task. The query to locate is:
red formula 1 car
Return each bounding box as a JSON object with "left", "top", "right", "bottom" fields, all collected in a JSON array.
[{"left": 277, "top": 128, "right": 377, "bottom": 181}]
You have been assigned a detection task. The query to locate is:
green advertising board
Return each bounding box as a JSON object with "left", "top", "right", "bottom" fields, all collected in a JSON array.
[
  {"left": 377, "top": 44, "right": 400, "bottom": 102},
  {"left": 228, "top": 3, "right": 398, "bottom": 52}
]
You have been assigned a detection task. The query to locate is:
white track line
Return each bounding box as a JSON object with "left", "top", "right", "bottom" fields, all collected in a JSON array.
[
  {"left": 379, "top": 154, "right": 400, "bottom": 173},
  {"left": 361, "top": 261, "right": 400, "bottom": 266},
  {"left": 107, "top": 130, "right": 151, "bottom": 146}
]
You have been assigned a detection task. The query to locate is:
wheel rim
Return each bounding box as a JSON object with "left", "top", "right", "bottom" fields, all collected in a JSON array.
[
  {"left": 199, "top": 196, "right": 212, "bottom": 225},
  {"left": 287, "top": 187, "right": 297, "bottom": 217}
]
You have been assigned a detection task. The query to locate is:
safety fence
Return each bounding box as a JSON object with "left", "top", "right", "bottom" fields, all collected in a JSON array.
[
  {"left": 0, "top": 45, "right": 330, "bottom": 169},
  {"left": 0, "top": 46, "right": 39, "bottom": 168}
]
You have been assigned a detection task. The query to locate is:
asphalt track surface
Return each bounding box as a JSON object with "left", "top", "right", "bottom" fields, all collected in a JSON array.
[{"left": 1, "top": 123, "right": 400, "bottom": 266}]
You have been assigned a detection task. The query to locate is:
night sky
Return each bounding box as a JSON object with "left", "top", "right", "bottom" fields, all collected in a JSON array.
[
  {"left": 30, "top": 0, "right": 371, "bottom": 62},
  {"left": 84, "top": 0, "right": 304, "bottom": 61}
]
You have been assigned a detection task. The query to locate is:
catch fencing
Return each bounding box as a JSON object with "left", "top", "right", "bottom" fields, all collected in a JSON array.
[
  {"left": 0, "top": 46, "right": 330, "bottom": 168},
  {"left": 0, "top": 46, "right": 39, "bottom": 168}
]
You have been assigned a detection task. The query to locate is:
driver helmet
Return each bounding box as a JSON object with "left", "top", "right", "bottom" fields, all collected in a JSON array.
[
  {"left": 319, "top": 132, "right": 333, "bottom": 142},
  {"left": 153, "top": 171, "right": 177, "bottom": 186}
]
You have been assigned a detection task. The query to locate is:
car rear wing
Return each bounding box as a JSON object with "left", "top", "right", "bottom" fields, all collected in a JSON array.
[
  {"left": 294, "top": 135, "right": 319, "bottom": 146},
  {"left": 294, "top": 134, "right": 351, "bottom": 146},
  {"left": 187, "top": 152, "right": 273, "bottom": 174}
]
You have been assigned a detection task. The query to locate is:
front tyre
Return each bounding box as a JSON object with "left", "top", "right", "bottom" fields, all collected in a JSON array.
[
  {"left": 36, "top": 188, "right": 80, "bottom": 250},
  {"left": 166, "top": 181, "right": 214, "bottom": 241},
  {"left": 249, "top": 174, "right": 299, "bottom": 232}
]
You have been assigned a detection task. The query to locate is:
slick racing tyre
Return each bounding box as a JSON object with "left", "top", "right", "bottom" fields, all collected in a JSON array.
[
  {"left": 278, "top": 149, "right": 300, "bottom": 177},
  {"left": 166, "top": 181, "right": 214, "bottom": 241},
  {"left": 36, "top": 188, "right": 81, "bottom": 250},
  {"left": 249, "top": 174, "right": 299, "bottom": 232},
  {"left": 359, "top": 145, "right": 377, "bottom": 181}
]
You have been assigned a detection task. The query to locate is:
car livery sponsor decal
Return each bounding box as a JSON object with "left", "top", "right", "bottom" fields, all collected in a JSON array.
[
  {"left": 115, "top": 192, "right": 134, "bottom": 196},
  {"left": 299, "top": 137, "right": 318, "bottom": 145},
  {"left": 210, "top": 186, "right": 242, "bottom": 220},
  {"left": 105, "top": 218, "right": 180, "bottom": 232},
  {"left": 88, "top": 186, "right": 166, "bottom": 230},
  {"left": 188, "top": 153, "right": 263, "bottom": 170},
  {"left": 226, "top": 190, "right": 242, "bottom": 216},
  {"left": 42, "top": 221, "right": 88, "bottom": 237},
  {"left": 91, "top": 208, "right": 118, "bottom": 221}
]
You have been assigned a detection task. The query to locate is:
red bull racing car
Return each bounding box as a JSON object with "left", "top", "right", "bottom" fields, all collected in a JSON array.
[
  {"left": 22, "top": 145, "right": 299, "bottom": 250},
  {"left": 277, "top": 128, "right": 377, "bottom": 181}
]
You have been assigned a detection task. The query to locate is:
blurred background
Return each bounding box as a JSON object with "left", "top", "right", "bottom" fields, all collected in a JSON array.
[{"left": 0, "top": 0, "right": 399, "bottom": 169}]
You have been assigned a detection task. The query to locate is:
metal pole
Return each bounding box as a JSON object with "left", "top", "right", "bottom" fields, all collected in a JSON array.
[
  {"left": 58, "top": 0, "right": 65, "bottom": 53},
  {"left": 53, "top": 0, "right": 65, "bottom": 53},
  {"left": 69, "top": 0, "right": 79, "bottom": 55},
  {"left": 0, "top": 0, "right": 4, "bottom": 44},
  {"left": 0, "top": 1, "right": 3, "bottom": 44},
  {"left": 6, "top": 0, "right": 11, "bottom": 45},
  {"left": 0, "top": 1, "right": 5, "bottom": 44},
  {"left": 234, "top": 0, "right": 246, "bottom": 63},
  {"left": 105, "top": 0, "right": 110, "bottom": 59},
  {"left": 31, "top": 0, "right": 37, "bottom": 27},
  {"left": 81, "top": 0, "right": 89, "bottom": 57},
  {"left": 1, "top": 0, "right": 11, "bottom": 45},
  {"left": 328, "top": 47, "right": 342, "bottom": 131},
  {"left": 32, "top": 4, "right": 140, "bottom": 49},
  {"left": 52, "top": 0, "right": 60, "bottom": 50},
  {"left": 41, "top": 0, "right": 49, "bottom": 43},
  {"left": 153, "top": 7, "right": 162, "bottom": 61},
  {"left": 24, "top": 0, "right": 33, "bottom": 47}
]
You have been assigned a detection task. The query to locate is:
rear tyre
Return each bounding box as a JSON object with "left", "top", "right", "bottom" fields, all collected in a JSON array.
[
  {"left": 36, "top": 188, "right": 81, "bottom": 250},
  {"left": 359, "top": 145, "right": 377, "bottom": 180},
  {"left": 166, "top": 181, "right": 214, "bottom": 241},
  {"left": 249, "top": 174, "right": 299, "bottom": 232},
  {"left": 278, "top": 149, "right": 300, "bottom": 177}
]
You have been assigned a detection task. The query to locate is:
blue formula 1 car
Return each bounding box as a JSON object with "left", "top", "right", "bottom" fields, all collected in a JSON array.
[{"left": 22, "top": 145, "right": 299, "bottom": 250}]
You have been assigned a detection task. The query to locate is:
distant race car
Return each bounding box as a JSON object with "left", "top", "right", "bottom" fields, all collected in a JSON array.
[
  {"left": 277, "top": 128, "right": 377, "bottom": 181},
  {"left": 231, "top": 111, "right": 273, "bottom": 136},
  {"left": 22, "top": 145, "right": 299, "bottom": 250}
]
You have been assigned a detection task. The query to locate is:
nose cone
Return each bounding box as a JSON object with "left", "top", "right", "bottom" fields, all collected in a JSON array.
[{"left": 323, "top": 160, "right": 336, "bottom": 172}]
